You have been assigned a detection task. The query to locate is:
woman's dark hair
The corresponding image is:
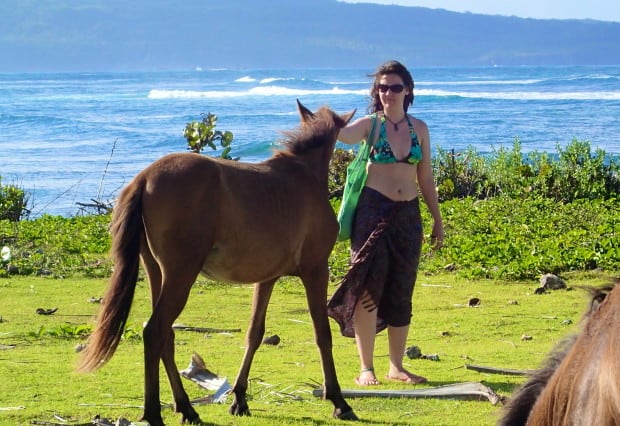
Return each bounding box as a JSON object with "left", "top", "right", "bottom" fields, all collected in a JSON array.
[{"left": 367, "top": 60, "right": 415, "bottom": 114}]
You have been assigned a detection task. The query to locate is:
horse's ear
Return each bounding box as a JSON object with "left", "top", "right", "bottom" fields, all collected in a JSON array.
[
  {"left": 342, "top": 109, "right": 356, "bottom": 126},
  {"left": 296, "top": 99, "right": 314, "bottom": 123}
]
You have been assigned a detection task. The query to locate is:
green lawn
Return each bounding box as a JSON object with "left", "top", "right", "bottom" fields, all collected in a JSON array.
[{"left": 0, "top": 272, "right": 612, "bottom": 425}]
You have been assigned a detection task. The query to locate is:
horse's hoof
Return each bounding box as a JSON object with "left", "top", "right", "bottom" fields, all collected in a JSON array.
[
  {"left": 333, "top": 407, "right": 359, "bottom": 421},
  {"left": 183, "top": 413, "right": 203, "bottom": 424},
  {"left": 229, "top": 403, "right": 251, "bottom": 417},
  {"left": 140, "top": 415, "right": 164, "bottom": 426}
]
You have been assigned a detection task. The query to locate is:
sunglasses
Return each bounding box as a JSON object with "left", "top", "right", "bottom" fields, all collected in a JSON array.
[{"left": 377, "top": 83, "right": 405, "bottom": 94}]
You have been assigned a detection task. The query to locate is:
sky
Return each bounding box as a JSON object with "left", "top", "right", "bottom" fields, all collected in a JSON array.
[{"left": 339, "top": 0, "right": 620, "bottom": 22}]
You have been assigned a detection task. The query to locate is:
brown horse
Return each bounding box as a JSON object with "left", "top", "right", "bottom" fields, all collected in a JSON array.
[
  {"left": 499, "top": 280, "right": 620, "bottom": 426},
  {"left": 78, "top": 101, "right": 357, "bottom": 425}
]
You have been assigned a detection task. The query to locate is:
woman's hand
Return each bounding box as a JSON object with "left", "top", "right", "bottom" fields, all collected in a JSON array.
[{"left": 430, "top": 222, "right": 444, "bottom": 250}]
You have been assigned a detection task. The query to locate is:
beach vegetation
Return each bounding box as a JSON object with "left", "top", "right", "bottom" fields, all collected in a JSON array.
[
  {"left": 431, "top": 139, "right": 620, "bottom": 202},
  {"left": 0, "top": 138, "right": 617, "bottom": 281},
  {"left": 330, "top": 139, "right": 620, "bottom": 203},
  {"left": 0, "top": 177, "right": 29, "bottom": 222},
  {"left": 183, "top": 112, "right": 237, "bottom": 160}
]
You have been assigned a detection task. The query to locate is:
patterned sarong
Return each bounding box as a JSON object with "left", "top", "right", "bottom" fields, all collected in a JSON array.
[{"left": 327, "top": 187, "right": 423, "bottom": 338}]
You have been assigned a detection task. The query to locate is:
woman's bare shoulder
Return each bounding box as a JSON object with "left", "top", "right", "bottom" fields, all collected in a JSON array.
[{"left": 409, "top": 114, "right": 427, "bottom": 128}]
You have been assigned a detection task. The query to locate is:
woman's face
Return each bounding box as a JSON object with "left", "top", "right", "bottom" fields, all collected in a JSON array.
[{"left": 377, "top": 73, "right": 409, "bottom": 111}]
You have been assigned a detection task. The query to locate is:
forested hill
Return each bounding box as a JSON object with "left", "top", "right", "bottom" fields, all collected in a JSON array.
[{"left": 1, "top": 0, "right": 619, "bottom": 71}]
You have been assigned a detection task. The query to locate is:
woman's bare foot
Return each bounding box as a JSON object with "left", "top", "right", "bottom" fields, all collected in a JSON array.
[
  {"left": 355, "top": 368, "right": 380, "bottom": 386},
  {"left": 386, "top": 368, "right": 427, "bottom": 384}
]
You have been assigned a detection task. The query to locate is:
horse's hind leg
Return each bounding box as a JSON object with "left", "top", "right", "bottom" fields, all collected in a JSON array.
[
  {"left": 302, "top": 266, "right": 357, "bottom": 420},
  {"left": 229, "top": 278, "right": 277, "bottom": 417},
  {"left": 141, "top": 246, "right": 201, "bottom": 425},
  {"left": 161, "top": 329, "right": 200, "bottom": 424}
]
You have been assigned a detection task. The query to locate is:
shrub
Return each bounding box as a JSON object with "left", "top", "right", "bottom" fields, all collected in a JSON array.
[
  {"left": 183, "top": 113, "right": 237, "bottom": 160},
  {"left": 328, "top": 148, "right": 355, "bottom": 199},
  {"left": 430, "top": 139, "right": 619, "bottom": 202},
  {"left": 0, "top": 177, "right": 29, "bottom": 221}
]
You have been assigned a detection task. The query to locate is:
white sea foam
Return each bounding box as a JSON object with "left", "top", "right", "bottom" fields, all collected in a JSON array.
[
  {"left": 148, "top": 86, "right": 368, "bottom": 99},
  {"left": 417, "top": 88, "right": 620, "bottom": 100},
  {"left": 259, "top": 77, "right": 297, "bottom": 84},
  {"left": 420, "top": 79, "right": 543, "bottom": 86},
  {"left": 148, "top": 87, "right": 619, "bottom": 101},
  {"left": 235, "top": 76, "right": 256, "bottom": 83}
]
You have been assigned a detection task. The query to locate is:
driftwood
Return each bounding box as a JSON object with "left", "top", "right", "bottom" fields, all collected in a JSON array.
[
  {"left": 313, "top": 382, "right": 502, "bottom": 405},
  {"left": 172, "top": 323, "right": 241, "bottom": 333},
  {"left": 465, "top": 364, "right": 531, "bottom": 376},
  {"left": 31, "top": 416, "right": 132, "bottom": 426}
]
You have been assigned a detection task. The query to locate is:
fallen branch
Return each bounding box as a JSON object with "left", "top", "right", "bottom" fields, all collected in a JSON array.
[
  {"left": 78, "top": 403, "right": 143, "bottom": 409},
  {"left": 172, "top": 323, "right": 241, "bottom": 333},
  {"left": 465, "top": 364, "right": 531, "bottom": 376},
  {"left": 313, "top": 382, "right": 503, "bottom": 405}
]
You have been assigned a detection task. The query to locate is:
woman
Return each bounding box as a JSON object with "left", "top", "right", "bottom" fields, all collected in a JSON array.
[{"left": 328, "top": 60, "right": 444, "bottom": 386}]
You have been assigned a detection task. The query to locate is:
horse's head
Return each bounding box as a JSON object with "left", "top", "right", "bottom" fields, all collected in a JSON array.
[
  {"left": 272, "top": 101, "right": 355, "bottom": 190},
  {"left": 297, "top": 99, "right": 356, "bottom": 132},
  {"left": 281, "top": 100, "right": 355, "bottom": 157}
]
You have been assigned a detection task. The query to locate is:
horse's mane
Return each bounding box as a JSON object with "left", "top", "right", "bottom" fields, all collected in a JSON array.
[
  {"left": 498, "top": 333, "right": 577, "bottom": 426},
  {"left": 499, "top": 281, "right": 618, "bottom": 426},
  {"left": 276, "top": 107, "right": 338, "bottom": 156}
]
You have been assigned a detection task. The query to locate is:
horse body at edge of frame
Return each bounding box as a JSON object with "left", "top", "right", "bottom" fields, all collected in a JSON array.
[{"left": 499, "top": 280, "right": 620, "bottom": 426}]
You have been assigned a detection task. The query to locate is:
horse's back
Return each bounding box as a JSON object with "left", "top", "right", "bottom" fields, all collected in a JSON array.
[{"left": 135, "top": 152, "right": 338, "bottom": 283}]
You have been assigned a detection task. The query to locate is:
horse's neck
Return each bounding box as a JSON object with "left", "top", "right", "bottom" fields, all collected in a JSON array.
[
  {"left": 269, "top": 151, "right": 331, "bottom": 190},
  {"left": 304, "top": 149, "right": 332, "bottom": 187}
]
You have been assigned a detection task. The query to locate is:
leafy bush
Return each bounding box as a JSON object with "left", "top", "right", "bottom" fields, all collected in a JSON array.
[
  {"left": 1, "top": 138, "right": 617, "bottom": 281},
  {"left": 0, "top": 177, "right": 29, "bottom": 221},
  {"left": 328, "top": 139, "right": 619, "bottom": 280},
  {"left": 183, "top": 113, "right": 237, "bottom": 160},
  {"left": 0, "top": 214, "right": 112, "bottom": 278},
  {"left": 328, "top": 148, "right": 355, "bottom": 199},
  {"left": 417, "top": 196, "right": 619, "bottom": 280},
  {"left": 431, "top": 139, "right": 620, "bottom": 202}
]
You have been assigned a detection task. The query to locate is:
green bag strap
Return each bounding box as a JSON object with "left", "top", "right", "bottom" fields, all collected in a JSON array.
[{"left": 359, "top": 113, "right": 378, "bottom": 161}]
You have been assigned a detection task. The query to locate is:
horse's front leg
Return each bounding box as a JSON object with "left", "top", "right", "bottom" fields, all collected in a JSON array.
[
  {"left": 229, "top": 279, "right": 277, "bottom": 416},
  {"left": 302, "top": 266, "right": 357, "bottom": 420}
]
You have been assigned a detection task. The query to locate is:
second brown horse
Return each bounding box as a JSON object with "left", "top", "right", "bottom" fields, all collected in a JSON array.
[{"left": 499, "top": 280, "right": 620, "bottom": 425}]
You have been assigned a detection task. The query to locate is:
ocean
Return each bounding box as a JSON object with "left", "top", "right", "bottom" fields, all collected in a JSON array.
[{"left": 1, "top": 65, "right": 619, "bottom": 217}]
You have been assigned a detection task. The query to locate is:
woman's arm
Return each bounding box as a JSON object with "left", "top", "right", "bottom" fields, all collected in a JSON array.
[
  {"left": 337, "top": 115, "right": 373, "bottom": 145},
  {"left": 415, "top": 119, "right": 444, "bottom": 248}
]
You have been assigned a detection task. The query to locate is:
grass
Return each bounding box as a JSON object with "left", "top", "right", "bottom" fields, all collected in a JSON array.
[{"left": 0, "top": 271, "right": 613, "bottom": 425}]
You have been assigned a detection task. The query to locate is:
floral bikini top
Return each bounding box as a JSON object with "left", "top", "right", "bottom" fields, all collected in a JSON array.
[{"left": 369, "top": 114, "right": 422, "bottom": 165}]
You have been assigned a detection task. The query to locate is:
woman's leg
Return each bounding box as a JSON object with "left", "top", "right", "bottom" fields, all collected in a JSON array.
[
  {"left": 386, "top": 324, "right": 427, "bottom": 384},
  {"left": 353, "top": 294, "right": 380, "bottom": 385}
]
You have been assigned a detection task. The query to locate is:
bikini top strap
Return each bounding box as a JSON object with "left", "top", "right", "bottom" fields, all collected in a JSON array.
[
  {"left": 367, "top": 113, "right": 380, "bottom": 147},
  {"left": 405, "top": 114, "right": 414, "bottom": 131}
]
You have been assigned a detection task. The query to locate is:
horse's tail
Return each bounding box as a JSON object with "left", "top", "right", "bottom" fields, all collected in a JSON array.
[{"left": 77, "top": 177, "right": 145, "bottom": 373}]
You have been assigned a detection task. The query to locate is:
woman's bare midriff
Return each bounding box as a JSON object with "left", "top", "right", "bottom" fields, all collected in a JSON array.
[{"left": 365, "top": 162, "right": 418, "bottom": 201}]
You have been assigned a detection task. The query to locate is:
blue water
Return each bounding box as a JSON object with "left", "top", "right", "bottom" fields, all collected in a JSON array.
[{"left": 1, "top": 66, "right": 619, "bottom": 217}]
